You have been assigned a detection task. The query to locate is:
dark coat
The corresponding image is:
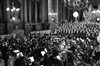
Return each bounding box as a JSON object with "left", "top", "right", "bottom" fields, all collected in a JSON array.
[
  {"left": 14, "top": 57, "right": 25, "bottom": 66},
  {"left": 1, "top": 46, "right": 9, "bottom": 60}
]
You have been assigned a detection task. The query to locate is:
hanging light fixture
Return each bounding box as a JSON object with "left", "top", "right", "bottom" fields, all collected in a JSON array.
[
  {"left": 73, "top": 11, "right": 79, "bottom": 22},
  {"left": 73, "top": 11, "right": 79, "bottom": 18},
  {"left": 6, "top": 2, "right": 20, "bottom": 23}
]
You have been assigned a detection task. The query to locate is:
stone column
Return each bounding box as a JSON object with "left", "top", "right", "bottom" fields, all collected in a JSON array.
[
  {"left": 48, "top": 0, "right": 52, "bottom": 23},
  {"left": 24, "top": 0, "right": 27, "bottom": 23},
  {"left": 20, "top": 0, "right": 24, "bottom": 22},
  {"left": 48, "top": 0, "right": 52, "bottom": 30},
  {"left": 62, "top": 1, "right": 66, "bottom": 21},
  {"left": 56, "top": 0, "right": 58, "bottom": 23},
  {"left": 29, "top": 0, "right": 32, "bottom": 23},
  {"left": 35, "top": 1, "right": 37, "bottom": 23},
  {"left": 42, "top": 0, "right": 45, "bottom": 23},
  {"left": 6, "top": 0, "right": 13, "bottom": 34},
  {"left": 48, "top": 0, "right": 59, "bottom": 30},
  {"left": 6, "top": 0, "right": 10, "bottom": 21}
]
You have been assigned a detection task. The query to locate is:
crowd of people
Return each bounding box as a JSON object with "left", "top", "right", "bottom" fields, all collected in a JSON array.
[
  {"left": 52, "top": 22, "right": 100, "bottom": 66},
  {"left": 53, "top": 22, "right": 100, "bottom": 38},
  {"left": 0, "top": 33, "right": 52, "bottom": 66},
  {"left": 0, "top": 22, "right": 100, "bottom": 66}
]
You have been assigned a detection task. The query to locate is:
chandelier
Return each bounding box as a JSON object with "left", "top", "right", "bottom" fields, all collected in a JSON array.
[
  {"left": 64, "top": 0, "right": 89, "bottom": 10},
  {"left": 6, "top": 2, "right": 20, "bottom": 22}
]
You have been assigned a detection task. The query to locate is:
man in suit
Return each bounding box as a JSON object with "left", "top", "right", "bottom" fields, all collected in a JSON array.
[{"left": 1, "top": 42, "right": 9, "bottom": 66}]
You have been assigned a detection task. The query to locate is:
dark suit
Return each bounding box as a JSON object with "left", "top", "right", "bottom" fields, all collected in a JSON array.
[
  {"left": 14, "top": 57, "right": 25, "bottom": 66},
  {"left": 1, "top": 46, "right": 9, "bottom": 66}
]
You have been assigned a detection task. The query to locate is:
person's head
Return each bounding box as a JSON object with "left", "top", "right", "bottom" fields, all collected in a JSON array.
[
  {"left": 58, "top": 40, "right": 66, "bottom": 50},
  {"left": 3, "top": 42, "right": 8, "bottom": 46},
  {"left": 58, "top": 44, "right": 65, "bottom": 50}
]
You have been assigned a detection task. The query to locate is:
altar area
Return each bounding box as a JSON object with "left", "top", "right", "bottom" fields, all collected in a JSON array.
[{"left": 51, "top": 4, "right": 100, "bottom": 39}]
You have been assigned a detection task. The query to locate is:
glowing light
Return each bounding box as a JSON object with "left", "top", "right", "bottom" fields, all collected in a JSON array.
[
  {"left": 48, "top": 13, "right": 57, "bottom": 15},
  {"left": 12, "top": 17, "right": 16, "bottom": 20},
  {"left": 97, "top": 10, "right": 100, "bottom": 13},
  {"left": 6, "top": 7, "right": 10, "bottom": 11},
  {"left": 13, "top": 7, "right": 16, "bottom": 10},
  {"left": 73, "top": 11, "right": 79, "bottom": 18},
  {"left": 16, "top": 8, "right": 20, "bottom": 11},
  {"left": 92, "top": 11, "right": 96, "bottom": 13},
  {"left": 92, "top": 10, "right": 100, "bottom": 13},
  {"left": 97, "top": 17, "right": 100, "bottom": 21},
  {"left": 11, "top": 9, "right": 14, "bottom": 12},
  {"left": 51, "top": 18, "right": 54, "bottom": 21}
]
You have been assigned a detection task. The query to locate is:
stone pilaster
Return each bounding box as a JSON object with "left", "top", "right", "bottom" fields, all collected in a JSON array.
[
  {"left": 20, "top": 0, "right": 24, "bottom": 22},
  {"left": 56, "top": 0, "right": 58, "bottom": 23},
  {"left": 24, "top": 0, "right": 27, "bottom": 23},
  {"left": 6, "top": 0, "right": 10, "bottom": 21},
  {"left": 67, "top": 8, "right": 70, "bottom": 21},
  {"left": 42, "top": 0, "right": 45, "bottom": 23},
  {"left": 48, "top": 0, "right": 52, "bottom": 23},
  {"left": 35, "top": 1, "right": 37, "bottom": 23},
  {"left": 29, "top": 0, "right": 32, "bottom": 22},
  {"left": 63, "top": 5, "right": 66, "bottom": 20}
]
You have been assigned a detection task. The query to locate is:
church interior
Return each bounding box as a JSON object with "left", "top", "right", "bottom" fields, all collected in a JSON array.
[
  {"left": 0, "top": 0, "right": 99, "bottom": 35},
  {"left": 0, "top": 0, "right": 100, "bottom": 66}
]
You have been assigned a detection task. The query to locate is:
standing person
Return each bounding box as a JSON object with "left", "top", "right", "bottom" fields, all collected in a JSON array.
[
  {"left": 92, "top": 45, "right": 100, "bottom": 65},
  {"left": 14, "top": 52, "right": 25, "bottom": 66},
  {"left": 1, "top": 42, "right": 9, "bottom": 66},
  {"left": 58, "top": 39, "right": 75, "bottom": 66},
  {"left": 93, "top": 33, "right": 100, "bottom": 65}
]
